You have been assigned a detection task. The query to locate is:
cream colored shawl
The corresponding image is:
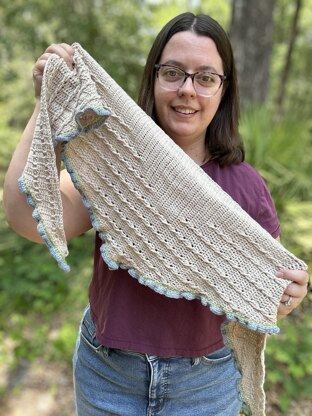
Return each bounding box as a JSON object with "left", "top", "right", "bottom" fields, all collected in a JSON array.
[{"left": 19, "top": 43, "right": 307, "bottom": 415}]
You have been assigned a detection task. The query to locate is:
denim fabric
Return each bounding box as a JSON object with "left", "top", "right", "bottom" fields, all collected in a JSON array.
[{"left": 73, "top": 307, "right": 242, "bottom": 416}]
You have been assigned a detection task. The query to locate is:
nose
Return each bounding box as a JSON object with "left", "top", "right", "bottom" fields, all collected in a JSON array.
[{"left": 178, "top": 76, "right": 197, "bottom": 97}]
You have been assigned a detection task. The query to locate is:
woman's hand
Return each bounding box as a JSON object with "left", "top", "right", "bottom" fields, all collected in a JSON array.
[
  {"left": 33, "top": 43, "right": 74, "bottom": 98},
  {"left": 277, "top": 269, "right": 309, "bottom": 319}
]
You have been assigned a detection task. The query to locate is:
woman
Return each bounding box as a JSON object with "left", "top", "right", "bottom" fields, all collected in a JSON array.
[{"left": 3, "top": 12, "right": 308, "bottom": 416}]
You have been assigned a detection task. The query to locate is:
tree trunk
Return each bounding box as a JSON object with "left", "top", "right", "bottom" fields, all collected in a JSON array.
[
  {"left": 275, "top": 0, "right": 302, "bottom": 117},
  {"left": 229, "top": 0, "right": 275, "bottom": 107}
]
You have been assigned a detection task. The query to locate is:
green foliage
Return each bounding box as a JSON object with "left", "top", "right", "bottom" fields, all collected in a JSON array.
[
  {"left": 0, "top": 0, "right": 152, "bottom": 102},
  {"left": 148, "top": 0, "right": 231, "bottom": 32},
  {"left": 279, "top": 202, "right": 312, "bottom": 260},
  {"left": 272, "top": 0, "right": 312, "bottom": 116},
  {"left": 0, "top": 0, "right": 311, "bottom": 410},
  {"left": 241, "top": 103, "right": 312, "bottom": 412},
  {"left": 264, "top": 201, "right": 312, "bottom": 412},
  {"left": 241, "top": 105, "right": 312, "bottom": 204},
  {"left": 0, "top": 213, "right": 92, "bottom": 315},
  {"left": 51, "top": 321, "right": 80, "bottom": 363},
  {"left": 266, "top": 306, "right": 312, "bottom": 412},
  {"left": 0, "top": 215, "right": 93, "bottom": 368}
]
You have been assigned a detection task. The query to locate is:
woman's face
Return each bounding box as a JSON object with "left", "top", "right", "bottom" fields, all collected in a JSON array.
[{"left": 154, "top": 31, "right": 224, "bottom": 158}]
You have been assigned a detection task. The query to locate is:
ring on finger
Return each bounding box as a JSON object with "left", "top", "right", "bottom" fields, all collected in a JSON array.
[{"left": 284, "top": 295, "right": 293, "bottom": 307}]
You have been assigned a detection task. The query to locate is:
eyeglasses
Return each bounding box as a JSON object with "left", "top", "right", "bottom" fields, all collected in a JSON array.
[{"left": 155, "top": 64, "right": 226, "bottom": 97}]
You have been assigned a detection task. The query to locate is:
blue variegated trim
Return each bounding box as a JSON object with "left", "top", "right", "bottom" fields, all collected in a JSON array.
[
  {"left": 55, "top": 106, "right": 111, "bottom": 142},
  {"left": 55, "top": 147, "right": 281, "bottom": 335},
  {"left": 221, "top": 321, "right": 250, "bottom": 415},
  {"left": 17, "top": 176, "right": 70, "bottom": 272},
  {"left": 100, "top": 243, "right": 119, "bottom": 270},
  {"left": 127, "top": 269, "right": 280, "bottom": 334}
]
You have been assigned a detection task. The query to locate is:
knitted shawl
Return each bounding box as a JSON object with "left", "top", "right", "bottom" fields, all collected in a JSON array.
[{"left": 19, "top": 43, "right": 307, "bottom": 415}]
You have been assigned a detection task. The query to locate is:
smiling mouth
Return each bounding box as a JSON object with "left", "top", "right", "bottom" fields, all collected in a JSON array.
[{"left": 173, "top": 107, "right": 197, "bottom": 115}]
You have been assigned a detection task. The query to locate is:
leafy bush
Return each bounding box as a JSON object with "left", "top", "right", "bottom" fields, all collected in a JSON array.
[
  {"left": 266, "top": 305, "right": 312, "bottom": 412},
  {"left": 265, "top": 202, "right": 312, "bottom": 412},
  {"left": 0, "top": 217, "right": 93, "bottom": 367},
  {"left": 241, "top": 106, "right": 312, "bottom": 203},
  {"left": 241, "top": 107, "right": 312, "bottom": 412}
]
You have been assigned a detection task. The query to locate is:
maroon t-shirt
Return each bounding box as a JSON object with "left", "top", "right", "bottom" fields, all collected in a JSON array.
[{"left": 89, "top": 160, "right": 280, "bottom": 358}]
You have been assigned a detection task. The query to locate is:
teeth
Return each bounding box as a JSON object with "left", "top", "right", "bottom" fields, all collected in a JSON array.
[{"left": 175, "top": 107, "right": 196, "bottom": 114}]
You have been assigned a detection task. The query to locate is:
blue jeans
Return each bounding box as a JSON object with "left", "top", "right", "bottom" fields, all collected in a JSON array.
[{"left": 73, "top": 307, "right": 242, "bottom": 416}]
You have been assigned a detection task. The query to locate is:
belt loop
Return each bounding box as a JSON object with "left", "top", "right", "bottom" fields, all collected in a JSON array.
[
  {"left": 98, "top": 346, "right": 110, "bottom": 358},
  {"left": 191, "top": 357, "right": 201, "bottom": 367}
]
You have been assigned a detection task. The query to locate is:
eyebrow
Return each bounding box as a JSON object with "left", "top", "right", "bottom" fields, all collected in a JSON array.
[{"left": 161, "top": 59, "right": 220, "bottom": 74}]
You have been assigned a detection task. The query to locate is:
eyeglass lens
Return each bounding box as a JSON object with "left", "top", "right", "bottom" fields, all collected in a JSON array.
[{"left": 157, "top": 65, "right": 223, "bottom": 97}]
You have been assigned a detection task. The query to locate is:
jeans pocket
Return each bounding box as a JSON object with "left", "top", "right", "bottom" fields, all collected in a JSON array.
[
  {"left": 80, "top": 308, "right": 103, "bottom": 353},
  {"left": 201, "top": 346, "right": 232, "bottom": 365}
]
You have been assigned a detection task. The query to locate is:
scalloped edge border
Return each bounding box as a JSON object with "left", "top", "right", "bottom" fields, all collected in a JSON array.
[
  {"left": 18, "top": 176, "right": 70, "bottom": 272},
  {"left": 62, "top": 146, "right": 280, "bottom": 335},
  {"left": 221, "top": 321, "right": 250, "bottom": 415}
]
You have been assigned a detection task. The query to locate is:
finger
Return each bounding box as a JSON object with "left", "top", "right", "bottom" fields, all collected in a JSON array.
[
  {"left": 283, "top": 281, "right": 308, "bottom": 298},
  {"left": 278, "top": 294, "right": 300, "bottom": 318},
  {"left": 34, "top": 53, "right": 53, "bottom": 73},
  {"left": 33, "top": 54, "right": 53, "bottom": 88},
  {"left": 45, "top": 43, "right": 74, "bottom": 68},
  {"left": 59, "top": 42, "right": 74, "bottom": 57},
  {"left": 280, "top": 287, "right": 307, "bottom": 308},
  {"left": 279, "top": 284, "right": 308, "bottom": 318},
  {"left": 32, "top": 55, "right": 49, "bottom": 98},
  {"left": 276, "top": 269, "right": 309, "bottom": 286},
  {"left": 280, "top": 293, "right": 289, "bottom": 303},
  {"left": 279, "top": 292, "right": 306, "bottom": 305},
  {"left": 279, "top": 298, "right": 294, "bottom": 309},
  {"left": 277, "top": 301, "right": 295, "bottom": 319}
]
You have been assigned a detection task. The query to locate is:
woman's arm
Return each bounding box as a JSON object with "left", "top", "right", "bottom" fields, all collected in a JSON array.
[{"left": 3, "top": 43, "right": 92, "bottom": 243}]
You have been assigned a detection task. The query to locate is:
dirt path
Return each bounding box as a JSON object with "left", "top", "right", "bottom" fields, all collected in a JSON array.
[{"left": 0, "top": 360, "right": 75, "bottom": 416}]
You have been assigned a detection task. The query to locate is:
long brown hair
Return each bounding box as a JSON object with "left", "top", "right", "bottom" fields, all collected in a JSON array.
[{"left": 137, "top": 12, "right": 244, "bottom": 166}]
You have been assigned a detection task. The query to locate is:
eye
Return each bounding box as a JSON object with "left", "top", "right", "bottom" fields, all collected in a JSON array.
[
  {"left": 197, "top": 72, "right": 217, "bottom": 84},
  {"left": 166, "top": 69, "right": 178, "bottom": 77},
  {"left": 161, "top": 66, "right": 183, "bottom": 80}
]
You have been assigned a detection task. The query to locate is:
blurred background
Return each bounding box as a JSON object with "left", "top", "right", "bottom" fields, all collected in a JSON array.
[{"left": 0, "top": 0, "right": 311, "bottom": 414}]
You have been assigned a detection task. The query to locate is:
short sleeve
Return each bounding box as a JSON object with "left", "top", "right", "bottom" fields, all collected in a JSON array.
[
  {"left": 256, "top": 177, "right": 280, "bottom": 238},
  {"left": 202, "top": 161, "right": 280, "bottom": 239}
]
